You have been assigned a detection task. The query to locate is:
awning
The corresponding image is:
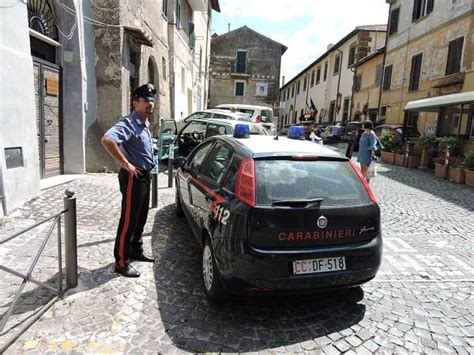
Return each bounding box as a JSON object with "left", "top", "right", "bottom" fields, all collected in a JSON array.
[
  {"left": 124, "top": 26, "right": 154, "bottom": 47},
  {"left": 404, "top": 91, "right": 474, "bottom": 112}
]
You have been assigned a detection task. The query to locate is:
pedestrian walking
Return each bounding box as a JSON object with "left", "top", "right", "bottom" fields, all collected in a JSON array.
[
  {"left": 357, "top": 120, "right": 378, "bottom": 183},
  {"left": 101, "top": 83, "right": 157, "bottom": 277}
]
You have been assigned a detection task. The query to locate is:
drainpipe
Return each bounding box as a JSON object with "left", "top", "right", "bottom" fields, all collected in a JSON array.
[
  {"left": 334, "top": 48, "right": 343, "bottom": 125},
  {"left": 378, "top": 2, "right": 391, "bottom": 123},
  {"left": 204, "top": 4, "right": 211, "bottom": 108}
]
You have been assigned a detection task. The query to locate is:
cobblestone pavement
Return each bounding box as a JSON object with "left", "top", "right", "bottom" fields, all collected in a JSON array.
[{"left": 0, "top": 163, "right": 473, "bottom": 354}]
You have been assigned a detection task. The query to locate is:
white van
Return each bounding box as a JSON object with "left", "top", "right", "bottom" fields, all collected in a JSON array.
[{"left": 215, "top": 104, "right": 274, "bottom": 125}]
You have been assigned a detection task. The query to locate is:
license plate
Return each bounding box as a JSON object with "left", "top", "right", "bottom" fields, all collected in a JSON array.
[{"left": 293, "top": 256, "right": 346, "bottom": 275}]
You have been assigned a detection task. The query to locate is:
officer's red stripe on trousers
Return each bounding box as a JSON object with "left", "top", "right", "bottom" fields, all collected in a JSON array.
[{"left": 118, "top": 173, "right": 134, "bottom": 267}]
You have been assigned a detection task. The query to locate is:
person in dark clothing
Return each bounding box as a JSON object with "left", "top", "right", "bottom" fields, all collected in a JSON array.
[{"left": 101, "top": 83, "right": 157, "bottom": 278}]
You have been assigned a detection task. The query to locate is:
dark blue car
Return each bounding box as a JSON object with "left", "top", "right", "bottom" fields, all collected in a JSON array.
[{"left": 175, "top": 125, "right": 382, "bottom": 301}]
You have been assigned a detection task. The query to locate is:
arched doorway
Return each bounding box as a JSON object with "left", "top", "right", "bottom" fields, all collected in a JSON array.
[
  {"left": 147, "top": 56, "right": 160, "bottom": 136},
  {"left": 28, "top": 0, "right": 62, "bottom": 178}
]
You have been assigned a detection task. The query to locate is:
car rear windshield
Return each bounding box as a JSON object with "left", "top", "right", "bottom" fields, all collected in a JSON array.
[{"left": 255, "top": 160, "right": 371, "bottom": 206}]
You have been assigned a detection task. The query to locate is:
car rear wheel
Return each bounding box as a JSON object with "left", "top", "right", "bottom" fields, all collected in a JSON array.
[
  {"left": 202, "top": 239, "right": 227, "bottom": 301},
  {"left": 175, "top": 188, "right": 184, "bottom": 217}
]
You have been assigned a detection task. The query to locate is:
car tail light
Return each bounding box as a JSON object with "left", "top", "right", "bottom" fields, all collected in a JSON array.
[
  {"left": 236, "top": 158, "right": 256, "bottom": 206},
  {"left": 256, "top": 115, "right": 261, "bottom": 123},
  {"left": 349, "top": 160, "right": 377, "bottom": 203}
]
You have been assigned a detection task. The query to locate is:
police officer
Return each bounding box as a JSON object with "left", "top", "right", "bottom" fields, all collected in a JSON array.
[{"left": 101, "top": 83, "right": 157, "bottom": 278}]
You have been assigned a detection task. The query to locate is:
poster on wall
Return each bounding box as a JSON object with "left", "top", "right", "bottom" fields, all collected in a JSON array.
[{"left": 255, "top": 82, "right": 268, "bottom": 96}]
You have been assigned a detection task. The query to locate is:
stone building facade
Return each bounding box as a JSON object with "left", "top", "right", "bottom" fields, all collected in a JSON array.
[
  {"left": 0, "top": 0, "right": 219, "bottom": 215},
  {"left": 279, "top": 25, "right": 386, "bottom": 129},
  {"left": 208, "top": 26, "right": 287, "bottom": 109},
  {"left": 352, "top": 48, "right": 385, "bottom": 122},
  {"left": 381, "top": 0, "right": 474, "bottom": 141}
]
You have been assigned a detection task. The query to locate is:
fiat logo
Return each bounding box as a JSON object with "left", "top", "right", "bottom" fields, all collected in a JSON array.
[{"left": 317, "top": 216, "right": 328, "bottom": 228}]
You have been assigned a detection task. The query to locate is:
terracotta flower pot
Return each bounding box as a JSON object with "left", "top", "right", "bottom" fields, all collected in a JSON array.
[
  {"left": 394, "top": 154, "right": 405, "bottom": 166},
  {"left": 434, "top": 162, "right": 447, "bottom": 179},
  {"left": 381, "top": 151, "right": 395, "bottom": 164},
  {"left": 465, "top": 170, "right": 474, "bottom": 187},
  {"left": 407, "top": 156, "right": 421, "bottom": 169},
  {"left": 448, "top": 167, "right": 465, "bottom": 184}
]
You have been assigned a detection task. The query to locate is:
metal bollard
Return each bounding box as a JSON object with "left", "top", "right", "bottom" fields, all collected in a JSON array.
[
  {"left": 444, "top": 145, "right": 450, "bottom": 180},
  {"left": 64, "top": 189, "right": 78, "bottom": 288},
  {"left": 152, "top": 172, "right": 158, "bottom": 208},
  {"left": 404, "top": 140, "right": 410, "bottom": 168},
  {"left": 168, "top": 143, "right": 174, "bottom": 188}
]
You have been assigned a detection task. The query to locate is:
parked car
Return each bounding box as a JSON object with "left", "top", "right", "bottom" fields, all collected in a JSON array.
[
  {"left": 157, "top": 118, "right": 268, "bottom": 162},
  {"left": 215, "top": 104, "right": 274, "bottom": 125},
  {"left": 181, "top": 109, "right": 251, "bottom": 124},
  {"left": 373, "top": 124, "right": 421, "bottom": 141},
  {"left": 175, "top": 125, "right": 382, "bottom": 301}
]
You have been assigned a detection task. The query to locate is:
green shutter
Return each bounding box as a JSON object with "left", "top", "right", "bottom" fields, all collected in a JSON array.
[
  {"left": 235, "top": 82, "right": 244, "bottom": 96},
  {"left": 188, "top": 21, "right": 195, "bottom": 49},
  {"left": 236, "top": 51, "right": 246, "bottom": 73}
]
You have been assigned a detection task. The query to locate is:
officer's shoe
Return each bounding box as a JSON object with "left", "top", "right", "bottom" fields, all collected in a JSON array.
[
  {"left": 130, "top": 252, "right": 155, "bottom": 263},
  {"left": 114, "top": 263, "right": 140, "bottom": 278}
]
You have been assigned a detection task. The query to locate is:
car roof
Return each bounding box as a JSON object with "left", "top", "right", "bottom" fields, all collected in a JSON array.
[
  {"left": 216, "top": 104, "right": 273, "bottom": 110},
  {"left": 216, "top": 135, "right": 347, "bottom": 160}
]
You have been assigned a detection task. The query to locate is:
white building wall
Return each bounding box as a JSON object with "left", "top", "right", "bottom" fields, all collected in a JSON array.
[
  {"left": 281, "top": 29, "right": 386, "bottom": 126},
  {"left": 0, "top": 2, "right": 40, "bottom": 214}
]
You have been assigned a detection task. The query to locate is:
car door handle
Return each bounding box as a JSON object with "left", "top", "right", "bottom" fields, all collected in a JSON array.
[{"left": 205, "top": 193, "right": 215, "bottom": 201}]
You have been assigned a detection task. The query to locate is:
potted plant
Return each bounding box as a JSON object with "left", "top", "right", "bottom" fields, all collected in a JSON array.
[
  {"left": 433, "top": 154, "right": 448, "bottom": 179},
  {"left": 463, "top": 149, "right": 474, "bottom": 187},
  {"left": 448, "top": 156, "right": 465, "bottom": 184},
  {"left": 379, "top": 129, "right": 400, "bottom": 164},
  {"left": 417, "top": 133, "right": 436, "bottom": 169}
]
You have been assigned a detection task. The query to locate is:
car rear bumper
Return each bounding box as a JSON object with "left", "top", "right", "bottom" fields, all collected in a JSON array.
[{"left": 214, "top": 234, "right": 382, "bottom": 293}]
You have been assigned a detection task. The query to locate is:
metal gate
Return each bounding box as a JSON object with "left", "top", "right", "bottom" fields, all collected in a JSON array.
[{"left": 33, "top": 58, "right": 62, "bottom": 178}]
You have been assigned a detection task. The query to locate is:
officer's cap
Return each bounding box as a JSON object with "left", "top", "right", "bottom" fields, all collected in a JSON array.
[{"left": 132, "top": 83, "right": 156, "bottom": 101}]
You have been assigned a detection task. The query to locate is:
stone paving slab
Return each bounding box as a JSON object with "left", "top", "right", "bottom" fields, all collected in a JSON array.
[{"left": 0, "top": 164, "right": 473, "bottom": 354}]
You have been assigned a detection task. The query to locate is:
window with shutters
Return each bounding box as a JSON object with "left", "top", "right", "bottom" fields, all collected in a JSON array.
[
  {"left": 297, "top": 80, "right": 300, "bottom": 95},
  {"left": 235, "top": 81, "right": 245, "bottom": 96},
  {"left": 445, "top": 36, "right": 464, "bottom": 76},
  {"left": 409, "top": 53, "right": 423, "bottom": 91},
  {"left": 323, "top": 62, "right": 328, "bottom": 81},
  {"left": 310, "top": 70, "right": 315, "bottom": 87},
  {"left": 382, "top": 65, "right": 393, "bottom": 91},
  {"left": 291, "top": 84, "right": 295, "bottom": 98},
  {"left": 333, "top": 54, "right": 340, "bottom": 75},
  {"left": 162, "top": 0, "right": 168, "bottom": 17},
  {"left": 235, "top": 50, "right": 247, "bottom": 73},
  {"left": 412, "top": 0, "right": 434, "bottom": 22},
  {"left": 303, "top": 76, "right": 307, "bottom": 91},
  {"left": 188, "top": 21, "right": 195, "bottom": 49},
  {"left": 348, "top": 44, "right": 356, "bottom": 67},
  {"left": 375, "top": 64, "right": 383, "bottom": 85},
  {"left": 388, "top": 7, "right": 400, "bottom": 35},
  {"left": 354, "top": 75, "right": 362, "bottom": 92},
  {"left": 342, "top": 98, "right": 350, "bottom": 122},
  {"left": 175, "top": 0, "right": 181, "bottom": 29},
  {"left": 316, "top": 67, "right": 321, "bottom": 84}
]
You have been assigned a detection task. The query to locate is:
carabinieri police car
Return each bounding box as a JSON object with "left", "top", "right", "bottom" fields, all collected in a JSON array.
[{"left": 174, "top": 125, "right": 382, "bottom": 301}]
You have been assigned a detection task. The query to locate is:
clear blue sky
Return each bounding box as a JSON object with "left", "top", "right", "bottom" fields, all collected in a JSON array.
[{"left": 212, "top": 0, "right": 389, "bottom": 84}]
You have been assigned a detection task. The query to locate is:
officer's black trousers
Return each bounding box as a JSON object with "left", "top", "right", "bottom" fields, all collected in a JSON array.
[{"left": 114, "top": 168, "right": 151, "bottom": 267}]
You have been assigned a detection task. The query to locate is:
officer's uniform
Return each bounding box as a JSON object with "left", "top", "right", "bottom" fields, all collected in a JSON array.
[{"left": 104, "top": 83, "right": 156, "bottom": 274}]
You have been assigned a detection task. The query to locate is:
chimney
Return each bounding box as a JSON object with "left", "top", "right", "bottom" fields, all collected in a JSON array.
[
  {"left": 282, "top": 76, "right": 286, "bottom": 86},
  {"left": 327, "top": 43, "right": 334, "bottom": 51},
  {"left": 228, "top": 23, "right": 230, "bottom": 32}
]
